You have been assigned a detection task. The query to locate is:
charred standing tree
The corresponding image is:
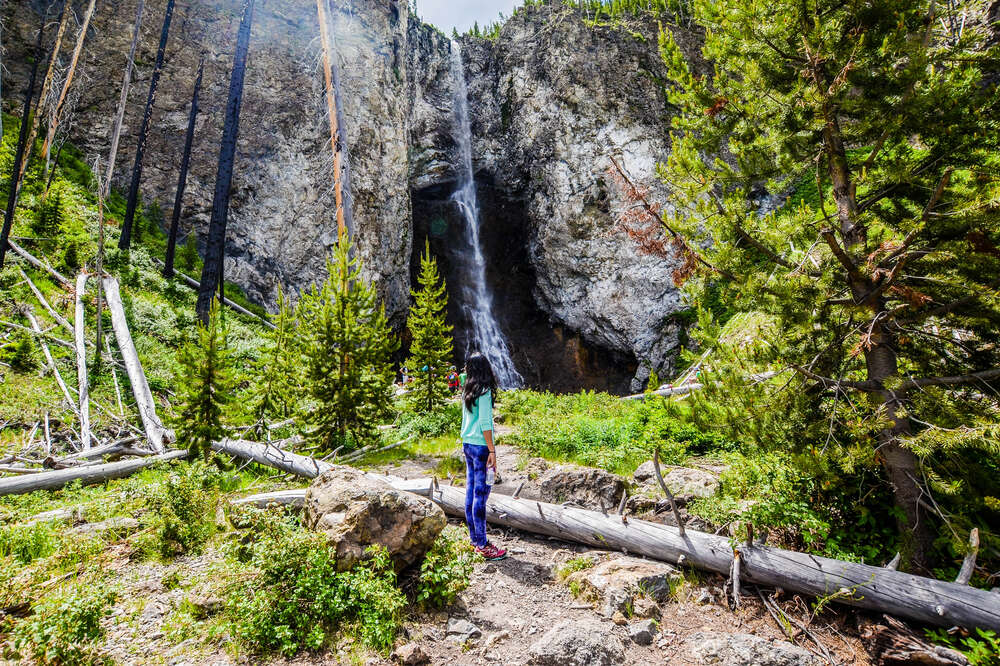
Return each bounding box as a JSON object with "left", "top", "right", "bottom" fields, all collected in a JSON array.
[
  {"left": 104, "top": 0, "right": 144, "bottom": 200},
  {"left": 164, "top": 56, "right": 204, "bottom": 278},
  {"left": 196, "top": 0, "right": 256, "bottom": 324},
  {"left": 120, "top": 0, "right": 175, "bottom": 250},
  {"left": 0, "top": 15, "right": 46, "bottom": 271},
  {"left": 42, "top": 0, "right": 98, "bottom": 180}
]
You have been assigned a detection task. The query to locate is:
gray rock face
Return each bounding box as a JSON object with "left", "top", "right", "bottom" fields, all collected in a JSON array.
[
  {"left": 4, "top": 2, "right": 705, "bottom": 386},
  {"left": 446, "top": 617, "right": 483, "bottom": 643},
  {"left": 302, "top": 466, "right": 446, "bottom": 571},
  {"left": 684, "top": 632, "right": 823, "bottom": 666},
  {"left": 528, "top": 619, "right": 625, "bottom": 666},
  {"left": 538, "top": 465, "right": 626, "bottom": 510}
]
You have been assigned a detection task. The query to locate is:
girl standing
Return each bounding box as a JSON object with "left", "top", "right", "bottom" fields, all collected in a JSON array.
[{"left": 461, "top": 352, "right": 507, "bottom": 560}]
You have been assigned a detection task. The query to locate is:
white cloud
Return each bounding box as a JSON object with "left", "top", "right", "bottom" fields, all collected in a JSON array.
[{"left": 413, "top": 0, "right": 522, "bottom": 34}]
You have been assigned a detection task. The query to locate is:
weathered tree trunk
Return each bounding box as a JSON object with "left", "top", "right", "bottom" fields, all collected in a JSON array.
[
  {"left": 42, "top": 0, "right": 98, "bottom": 177},
  {"left": 164, "top": 57, "right": 204, "bottom": 278},
  {"left": 6, "top": 239, "right": 72, "bottom": 288},
  {"left": 103, "top": 0, "right": 144, "bottom": 200},
  {"left": 19, "top": 266, "right": 73, "bottom": 335},
  {"left": 24, "top": 307, "right": 79, "bottom": 422},
  {"left": 93, "top": 164, "right": 106, "bottom": 371},
  {"left": 16, "top": 0, "right": 73, "bottom": 185},
  {"left": 0, "top": 16, "right": 45, "bottom": 271},
  {"left": 0, "top": 451, "right": 187, "bottom": 495},
  {"left": 120, "top": 0, "right": 175, "bottom": 250},
  {"left": 197, "top": 0, "right": 256, "bottom": 324},
  {"left": 102, "top": 277, "right": 174, "bottom": 451},
  {"left": 74, "top": 274, "right": 92, "bottom": 450}
]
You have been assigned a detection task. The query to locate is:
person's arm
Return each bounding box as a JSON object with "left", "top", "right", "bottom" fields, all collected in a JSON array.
[{"left": 478, "top": 393, "right": 496, "bottom": 470}]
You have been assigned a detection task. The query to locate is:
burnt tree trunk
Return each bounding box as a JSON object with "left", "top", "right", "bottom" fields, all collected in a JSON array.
[
  {"left": 163, "top": 56, "right": 204, "bottom": 278},
  {"left": 120, "top": 0, "right": 175, "bottom": 250},
  {"left": 196, "top": 0, "right": 256, "bottom": 324},
  {"left": 0, "top": 15, "right": 45, "bottom": 271},
  {"left": 103, "top": 0, "right": 144, "bottom": 200}
]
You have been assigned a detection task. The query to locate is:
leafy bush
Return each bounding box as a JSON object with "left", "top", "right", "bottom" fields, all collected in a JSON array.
[
  {"left": 0, "top": 522, "right": 60, "bottom": 565},
  {"left": 11, "top": 584, "right": 116, "bottom": 665},
  {"left": 225, "top": 509, "right": 406, "bottom": 656},
  {"left": 927, "top": 628, "right": 1000, "bottom": 666},
  {"left": 396, "top": 402, "right": 461, "bottom": 440},
  {"left": 0, "top": 331, "right": 38, "bottom": 372},
  {"left": 416, "top": 526, "right": 480, "bottom": 607},
  {"left": 133, "top": 462, "right": 222, "bottom": 559}
]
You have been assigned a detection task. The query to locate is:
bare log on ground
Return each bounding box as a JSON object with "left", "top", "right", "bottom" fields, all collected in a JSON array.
[
  {"left": 214, "top": 440, "right": 1000, "bottom": 632},
  {"left": 7, "top": 240, "right": 73, "bottom": 288},
  {"left": 74, "top": 274, "right": 92, "bottom": 449},
  {"left": 25, "top": 307, "right": 79, "bottom": 422},
  {"left": 0, "top": 450, "right": 187, "bottom": 495},
  {"left": 231, "top": 489, "right": 306, "bottom": 509},
  {"left": 102, "top": 277, "right": 174, "bottom": 451},
  {"left": 20, "top": 266, "right": 73, "bottom": 334}
]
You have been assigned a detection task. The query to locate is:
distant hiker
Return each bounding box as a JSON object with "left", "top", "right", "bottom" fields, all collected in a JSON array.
[
  {"left": 447, "top": 365, "right": 460, "bottom": 392},
  {"left": 461, "top": 352, "right": 506, "bottom": 560}
]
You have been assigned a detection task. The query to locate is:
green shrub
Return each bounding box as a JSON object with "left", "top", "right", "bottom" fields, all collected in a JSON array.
[
  {"left": 927, "top": 628, "right": 1000, "bottom": 666},
  {"left": 0, "top": 522, "right": 60, "bottom": 565},
  {"left": 225, "top": 509, "right": 406, "bottom": 656},
  {"left": 555, "top": 555, "right": 595, "bottom": 581},
  {"left": 179, "top": 234, "right": 199, "bottom": 271},
  {"left": 11, "top": 584, "right": 116, "bottom": 665},
  {"left": 416, "top": 526, "right": 480, "bottom": 607},
  {"left": 32, "top": 188, "right": 65, "bottom": 238},
  {"left": 134, "top": 462, "right": 221, "bottom": 559},
  {"left": 397, "top": 401, "right": 461, "bottom": 440},
  {"left": 0, "top": 331, "right": 38, "bottom": 372}
]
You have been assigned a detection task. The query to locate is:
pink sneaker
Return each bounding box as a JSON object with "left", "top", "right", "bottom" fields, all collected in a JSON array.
[{"left": 476, "top": 543, "right": 508, "bottom": 561}]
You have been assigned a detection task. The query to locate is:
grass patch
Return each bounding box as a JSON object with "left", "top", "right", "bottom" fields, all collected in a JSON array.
[{"left": 555, "top": 555, "right": 595, "bottom": 581}]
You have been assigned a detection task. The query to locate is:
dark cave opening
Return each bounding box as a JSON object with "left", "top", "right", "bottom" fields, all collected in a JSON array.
[{"left": 410, "top": 174, "right": 637, "bottom": 395}]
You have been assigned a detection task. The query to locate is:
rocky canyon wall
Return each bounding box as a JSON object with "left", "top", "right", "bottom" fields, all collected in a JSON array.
[{"left": 2, "top": 0, "right": 701, "bottom": 392}]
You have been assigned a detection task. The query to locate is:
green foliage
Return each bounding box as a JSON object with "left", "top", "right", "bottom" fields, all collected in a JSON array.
[
  {"left": 224, "top": 509, "right": 406, "bottom": 656},
  {"left": 406, "top": 241, "right": 455, "bottom": 413},
  {"left": 173, "top": 305, "right": 233, "bottom": 461},
  {"left": 32, "top": 187, "right": 66, "bottom": 238},
  {"left": 0, "top": 522, "right": 60, "bottom": 565},
  {"left": 134, "top": 462, "right": 221, "bottom": 559},
  {"left": 416, "top": 526, "right": 481, "bottom": 607},
  {"left": 10, "top": 584, "right": 116, "bottom": 666},
  {"left": 927, "top": 629, "right": 1000, "bottom": 666},
  {"left": 296, "top": 235, "right": 398, "bottom": 452},
  {"left": 179, "top": 233, "right": 199, "bottom": 271},
  {"left": 396, "top": 402, "right": 462, "bottom": 440},
  {"left": 247, "top": 288, "right": 300, "bottom": 438},
  {"left": 0, "top": 331, "right": 39, "bottom": 372},
  {"left": 555, "top": 555, "right": 595, "bottom": 580}
]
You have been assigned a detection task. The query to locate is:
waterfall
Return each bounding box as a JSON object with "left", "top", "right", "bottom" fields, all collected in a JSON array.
[{"left": 449, "top": 41, "right": 522, "bottom": 388}]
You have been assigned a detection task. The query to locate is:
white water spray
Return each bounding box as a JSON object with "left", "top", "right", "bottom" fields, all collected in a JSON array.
[{"left": 449, "top": 41, "right": 522, "bottom": 388}]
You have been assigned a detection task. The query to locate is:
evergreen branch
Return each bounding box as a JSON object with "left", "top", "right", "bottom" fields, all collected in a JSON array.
[
  {"left": 820, "top": 229, "right": 865, "bottom": 282},
  {"left": 791, "top": 365, "right": 1000, "bottom": 392}
]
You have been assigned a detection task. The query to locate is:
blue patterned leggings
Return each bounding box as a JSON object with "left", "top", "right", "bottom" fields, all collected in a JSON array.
[{"left": 463, "top": 443, "right": 492, "bottom": 547}]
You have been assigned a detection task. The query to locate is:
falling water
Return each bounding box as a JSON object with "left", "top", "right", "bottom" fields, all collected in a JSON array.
[{"left": 449, "top": 41, "right": 522, "bottom": 388}]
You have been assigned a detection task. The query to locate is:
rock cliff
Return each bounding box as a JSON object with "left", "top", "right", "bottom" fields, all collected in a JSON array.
[{"left": 2, "top": 0, "right": 699, "bottom": 391}]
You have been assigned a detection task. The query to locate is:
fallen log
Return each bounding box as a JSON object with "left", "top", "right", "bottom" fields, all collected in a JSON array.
[
  {"left": 20, "top": 266, "right": 74, "bottom": 334},
  {"left": 102, "top": 277, "right": 174, "bottom": 452},
  {"left": 7, "top": 240, "right": 72, "bottom": 288},
  {"left": 231, "top": 489, "right": 305, "bottom": 509},
  {"left": 215, "top": 441, "right": 1000, "bottom": 632},
  {"left": 0, "top": 450, "right": 187, "bottom": 495},
  {"left": 74, "top": 274, "right": 92, "bottom": 449},
  {"left": 25, "top": 307, "right": 79, "bottom": 422}
]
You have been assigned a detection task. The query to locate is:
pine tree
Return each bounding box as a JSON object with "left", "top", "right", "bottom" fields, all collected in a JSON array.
[
  {"left": 406, "top": 240, "right": 454, "bottom": 413},
  {"left": 248, "top": 287, "right": 300, "bottom": 439},
  {"left": 652, "top": 0, "right": 1000, "bottom": 568},
  {"left": 297, "top": 233, "right": 398, "bottom": 452},
  {"left": 173, "top": 304, "right": 233, "bottom": 460}
]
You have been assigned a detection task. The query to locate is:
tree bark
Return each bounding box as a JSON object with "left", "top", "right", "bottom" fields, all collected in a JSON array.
[
  {"left": 120, "top": 0, "right": 175, "bottom": 250},
  {"left": 6, "top": 239, "right": 72, "bottom": 288},
  {"left": 103, "top": 0, "right": 144, "bottom": 200},
  {"left": 42, "top": 0, "right": 98, "bottom": 177},
  {"left": 74, "top": 273, "right": 92, "bottom": 450},
  {"left": 19, "top": 266, "right": 73, "bottom": 335},
  {"left": 0, "top": 450, "right": 187, "bottom": 495},
  {"left": 197, "top": 0, "right": 256, "bottom": 324},
  {"left": 24, "top": 307, "right": 79, "bottom": 423},
  {"left": 102, "top": 276, "right": 174, "bottom": 452},
  {"left": 0, "top": 16, "right": 45, "bottom": 271},
  {"left": 164, "top": 56, "right": 204, "bottom": 278}
]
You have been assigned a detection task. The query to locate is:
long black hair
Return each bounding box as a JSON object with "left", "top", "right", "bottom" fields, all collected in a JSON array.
[{"left": 463, "top": 352, "right": 498, "bottom": 411}]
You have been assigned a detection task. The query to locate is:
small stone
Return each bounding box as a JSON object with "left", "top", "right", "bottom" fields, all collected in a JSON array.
[
  {"left": 447, "top": 618, "right": 482, "bottom": 642},
  {"left": 611, "top": 611, "right": 628, "bottom": 626},
  {"left": 632, "top": 596, "right": 661, "bottom": 618},
  {"left": 628, "top": 619, "right": 657, "bottom": 646},
  {"left": 393, "top": 642, "right": 429, "bottom": 665}
]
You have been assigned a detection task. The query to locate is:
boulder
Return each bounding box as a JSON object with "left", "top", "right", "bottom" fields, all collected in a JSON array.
[
  {"left": 538, "top": 465, "right": 626, "bottom": 509},
  {"left": 564, "top": 556, "right": 679, "bottom": 616},
  {"left": 660, "top": 467, "right": 720, "bottom": 502},
  {"left": 628, "top": 619, "right": 658, "bottom": 646},
  {"left": 633, "top": 461, "right": 657, "bottom": 483},
  {"left": 303, "top": 466, "right": 446, "bottom": 571},
  {"left": 528, "top": 619, "right": 625, "bottom": 666},
  {"left": 684, "top": 632, "right": 823, "bottom": 666}
]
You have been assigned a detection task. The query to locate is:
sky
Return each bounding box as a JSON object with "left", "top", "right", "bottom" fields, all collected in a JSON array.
[{"left": 413, "top": 0, "right": 523, "bottom": 34}]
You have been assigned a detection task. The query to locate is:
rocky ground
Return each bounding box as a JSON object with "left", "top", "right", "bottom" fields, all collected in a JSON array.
[{"left": 84, "top": 444, "right": 875, "bottom": 666}]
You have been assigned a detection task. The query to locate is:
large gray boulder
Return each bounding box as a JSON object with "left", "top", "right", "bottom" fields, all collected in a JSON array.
[
  {"left": 528, "top": 619, "right": 625, "bottom": 666},
  {"left": 303, "top": 466, "right": 446, "bottom": 571},
  {"left": 684, "top": 632, "right": 823, "bottom": 666},
  {"left": 538, "top": 465, "right": 626, "bottom": 509},
  {"left": 564, "top": 556, "right": 679, "bottom": 617}
]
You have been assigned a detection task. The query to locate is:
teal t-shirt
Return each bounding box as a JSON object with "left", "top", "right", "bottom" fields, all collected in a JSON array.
[{"left": 460, "top": 391, "right": 494, "bottom": 447}]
